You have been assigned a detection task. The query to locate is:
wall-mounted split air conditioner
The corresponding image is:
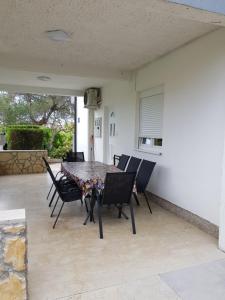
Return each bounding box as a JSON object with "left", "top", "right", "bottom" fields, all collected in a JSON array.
[{"left": 84, "top": 88, "right": 101, "bottom": 109}]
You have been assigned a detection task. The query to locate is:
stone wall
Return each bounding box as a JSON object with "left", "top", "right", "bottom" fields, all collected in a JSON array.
[
  {"left": 0, "top": 150, "right": 47, "bottom": 175},
  {"left": 0, "top": 209, "right": 27, "bottom": 300}
]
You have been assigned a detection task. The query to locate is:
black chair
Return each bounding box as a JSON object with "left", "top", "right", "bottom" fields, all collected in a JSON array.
[
  {"left": 64, "top": 151, "right": 85, "bottom": 162},
  {"left": 42, "top": 157, "right": 64, "bottom": 200},
  {"left": 46, "top": 161, "right": 83, "bottom": 228},
  {"left": 42, "top": 157, "right": 79, "bottom": 208},
  {"left": 126, "top": 156, "right": 141, "bottom": 173},
  {"left": 133, "top": 160, "right": 156, "bottom": 214},
  {"left": 96, "top": 172, "right": 136, "bottom": 239},
  {"left": 113, "top": 154, "right": 120, "bottom": 166},
  {"left": 117, "top": 154, "right": 130, "bottom": 171}
]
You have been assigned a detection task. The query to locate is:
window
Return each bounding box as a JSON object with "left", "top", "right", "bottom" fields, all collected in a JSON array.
[{"left": 138, "top": 86, "right": 164, "bottom": 152}]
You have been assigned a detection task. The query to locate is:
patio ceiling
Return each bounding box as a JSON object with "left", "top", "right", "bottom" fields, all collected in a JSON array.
[{"left": 0, "top": 0, "right": 224, "bottom": 91}]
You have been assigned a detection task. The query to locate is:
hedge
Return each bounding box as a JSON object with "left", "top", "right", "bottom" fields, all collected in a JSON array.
[
  {"left": 7, "top": 127, "right": 45, "bottom": 150},
  {"left": 4, "top": 124, "right": 72, "bottom": 157}
]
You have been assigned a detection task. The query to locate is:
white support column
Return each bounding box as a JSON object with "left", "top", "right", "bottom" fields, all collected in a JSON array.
[
  {"left": 88, "top": 109, "right": 95, "bottom": 161},
  {"left": 219, "top": 136, "right": 225, "bottom": 252}
]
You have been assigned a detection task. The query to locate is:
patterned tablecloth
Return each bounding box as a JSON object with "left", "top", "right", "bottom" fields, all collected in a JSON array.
[{"left": 61, "top": 161, "right": 122, "bottom": 196}]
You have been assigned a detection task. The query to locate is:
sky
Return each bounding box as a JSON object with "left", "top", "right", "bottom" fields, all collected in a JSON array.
[{"left": 168, "top": 0, "right": 225, "bottom": 16}]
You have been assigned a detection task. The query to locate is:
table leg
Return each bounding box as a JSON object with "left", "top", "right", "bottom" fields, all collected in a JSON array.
[{"left": 83, "top": 189, "right": 97, "bottom": 224}]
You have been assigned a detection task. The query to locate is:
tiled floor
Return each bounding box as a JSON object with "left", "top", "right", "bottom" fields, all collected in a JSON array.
[{"left": 0, "top": 164, "right": 224, "bottom": 300}]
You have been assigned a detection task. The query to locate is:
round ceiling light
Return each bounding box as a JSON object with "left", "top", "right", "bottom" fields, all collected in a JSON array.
[
  {"left": 37, "top": 76, "right": 51, "bottom": 81},
  {"left": 45, "top": 30, "right": 71, "bottom": 42}
]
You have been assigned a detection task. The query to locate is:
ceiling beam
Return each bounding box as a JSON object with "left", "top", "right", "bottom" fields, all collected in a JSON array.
[{"left": 0, "top": 84, "right": 84, "bottom": 96}]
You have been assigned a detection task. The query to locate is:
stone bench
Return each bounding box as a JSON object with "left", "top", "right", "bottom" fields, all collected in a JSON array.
[{"left": 0, "top": 150, "right": 47, "bottom": 175}]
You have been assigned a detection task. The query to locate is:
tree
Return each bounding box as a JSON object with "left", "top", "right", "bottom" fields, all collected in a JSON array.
[{"left": 0, "top": 92, "right": 74, "bottom": 127}]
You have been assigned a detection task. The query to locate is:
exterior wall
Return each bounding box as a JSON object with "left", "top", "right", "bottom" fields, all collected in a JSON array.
[
  {"left": 97, "top": 28, "right": 225, "bottom": 226},
  {"left": 77, "top": 97, "right": 89, "bottom": 161},
  {"left": 94, "top": 106, "right": 108, "bottom": 163},
  {"left": 0, "top": 209, "right": 27, "bottom": 300},
  {"left": 99, "top": 80, "right": 136, "bottom": 163},
  {"left": 0, "top": 150, "right": 47, "bottom": 175}
]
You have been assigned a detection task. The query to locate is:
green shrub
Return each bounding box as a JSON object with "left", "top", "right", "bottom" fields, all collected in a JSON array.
[
  {"left": 7, "top": 127, "right": 44, "bottom": 150},
  {"left": 5, "top": 124, "right": 73, "bottom": 158},
  {"left": 49, "top": 130, "right": 73, "bottom": 158},
  {"left": 42, "top": 127, "right": 52, "bottom": 151}
]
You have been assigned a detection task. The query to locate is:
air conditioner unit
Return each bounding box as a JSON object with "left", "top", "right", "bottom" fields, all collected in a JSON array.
[{"left": 84, "top": 88, "right": 101, "bottom": 109}]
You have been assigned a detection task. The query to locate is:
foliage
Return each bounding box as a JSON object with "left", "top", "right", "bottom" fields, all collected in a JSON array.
[
  {"left": 41, "top": 127, "right": 53, "bottom": 152},
  {"left": 5, "top": 124, "right": 73, "bottom": 158},
  {"left": 49, "top": 125, "right": 73, "bottom": 159},
  {"left": 7, "top": 126, "right": 45, "bottom": 150},
  {"left": 0, "top": 92, "right": 74, "bottom": 127},
  {"left": 0, "top": 90, "right": 75, "bottom": 157}
]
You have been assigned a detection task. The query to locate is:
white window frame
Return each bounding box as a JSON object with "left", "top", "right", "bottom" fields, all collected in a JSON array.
[{"left": 136, "top": 85, "right": 164, "bottom": 154}]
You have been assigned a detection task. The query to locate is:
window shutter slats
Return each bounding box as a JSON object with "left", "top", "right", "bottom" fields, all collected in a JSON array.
[{"left": 139, "top": 93, "right": 163, "bottom": 139}]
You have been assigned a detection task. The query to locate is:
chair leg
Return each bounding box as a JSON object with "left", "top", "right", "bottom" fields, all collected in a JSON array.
[
  {"left": 97, "top": 201, "right": 103, "bottom": 239},
  {"left": 118, "top": 206, "right": 122, "bottom": 218},
  {"left": 115, "top": 205, "right": 129, "bottom": 219},
  {"left": 49, "top": 189, "right": 57, "bottom": 207},
  {"left": 84, "top": 198, "right": 89, "bottom": 213},
  {"left": 144, "top": 191, "right": 152, "bottom": 214},
  {"left": 133, "top": 192, "right": 140, "bottom": 206},
  {"left": 47, "top": 183, "right": 53, "bottom": 199},
  {"left": 83, "top": 211, "right": 90, "bottom": 225},
  {"left": 129, "top": 202, "right": 136, "bottom": 234},
  {"left": 121, "top": 210, "right": 129, "bottom": 220},
  {"left": 50, "top": 196, "right": 59, "bottom": 217},
  {"left": 53, "top": 202, "right": 64, "bottom": 229}
]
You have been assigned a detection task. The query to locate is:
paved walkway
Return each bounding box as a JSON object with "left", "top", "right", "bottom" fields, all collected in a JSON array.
[{"left": 0, "top": 164, "right": 224, "bottom": 299}]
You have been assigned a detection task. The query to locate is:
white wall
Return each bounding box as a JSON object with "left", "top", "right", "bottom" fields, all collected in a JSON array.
[
  {"left": 94, "top": 80, "right": 136, "bottom": 163},
  {"left": 95, "top": 28, "right": 225, "bottom": 226},
  {"left": 76, "top": 97, "right": 89, "bottom": 161}
]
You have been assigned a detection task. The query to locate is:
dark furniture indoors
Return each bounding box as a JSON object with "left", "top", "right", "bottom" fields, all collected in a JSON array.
[
  {"left": 117, "top": 154, "right": 130, "bottom": 171},
  {"left": 95, "top": 172, "right": 136, "bottom": 239},
  {"left": 133, "top": 159, "right": 156, "bottom": 214}
]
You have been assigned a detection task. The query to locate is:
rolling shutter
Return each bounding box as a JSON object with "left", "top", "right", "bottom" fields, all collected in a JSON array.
[{"left": 139, "top": 93, "right": 163, "bottom": 139}]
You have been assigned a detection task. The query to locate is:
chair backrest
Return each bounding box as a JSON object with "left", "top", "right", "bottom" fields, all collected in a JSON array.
[
  {"left": 113, "top": 154, "right": 120, "bottom": 166},
  {"left": 42, "top": 156, "right": 50, "bottom": 169},
  {"left": 42, "top": 157, "right": 58, "bottom": 189},
  {"left": 65, "top": 151, "right": 85, "bottom": 162},
  {"left": 126, "top": 156, "right": 141, "bottom": 173},
  {"left": 117, "top": 154, "right": 130, "bottom": 171},
  {"left": 102, "top": 172, "right": 136, "bottom": 205},
  {"left": 136, "top": 160, "right": 156, "bottom": 193}
]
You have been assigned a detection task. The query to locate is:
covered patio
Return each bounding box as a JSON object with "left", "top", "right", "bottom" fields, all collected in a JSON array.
[
  {"left": 1, "top": 165, "right": 224, "bottom": 299},
  {"left": 1, "top": 1, "right": 225, "bottom": 299}
]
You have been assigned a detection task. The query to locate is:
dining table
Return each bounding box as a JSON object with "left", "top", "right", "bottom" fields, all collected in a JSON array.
[
  {"left": 61, "top": 161, "right": 123, "bottom": 223},
  {"left": 61, "top": 161, "right": 122, "bottom": 196}
]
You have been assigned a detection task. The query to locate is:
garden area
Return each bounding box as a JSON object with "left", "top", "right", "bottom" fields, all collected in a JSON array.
[{"left": 0, "top": 91, "right": 75, "bottom": 159}]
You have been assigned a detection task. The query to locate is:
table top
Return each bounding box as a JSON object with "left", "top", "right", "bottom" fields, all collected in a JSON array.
[{"left": 61, "top": 161, "right": 121, "bottom": 193}]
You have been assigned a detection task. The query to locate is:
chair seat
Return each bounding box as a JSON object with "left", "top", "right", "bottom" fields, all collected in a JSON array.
[{"left": 60, "top": 189, "right": 82, "bottom": 202}]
